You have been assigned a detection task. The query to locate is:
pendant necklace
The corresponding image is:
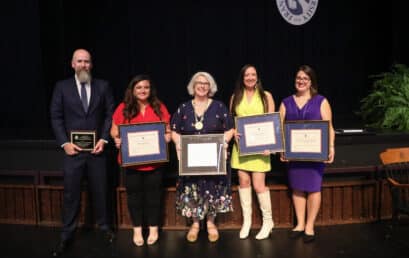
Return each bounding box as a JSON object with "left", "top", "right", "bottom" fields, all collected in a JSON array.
[
  {"left": 193, "top": 99, "right": 210, "bottom": 130},
  {"left": 194, "top": 115, "right": 204, "bottom": 130}
]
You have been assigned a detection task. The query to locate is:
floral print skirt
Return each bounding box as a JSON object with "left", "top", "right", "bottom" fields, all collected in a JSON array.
[{"left": 176, "top": 174, "right": 233, "bottom": 220}]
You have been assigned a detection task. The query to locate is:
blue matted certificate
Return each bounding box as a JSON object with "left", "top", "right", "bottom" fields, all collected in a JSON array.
[
  {"left": 235, "top": 112, "right": 284, "bottom": 156},
  {"left": 119, "top": 122, "right": 168, "bottom": 167},
  {"left": 283, "top": 120, "right": 329, "bottom": 161}
]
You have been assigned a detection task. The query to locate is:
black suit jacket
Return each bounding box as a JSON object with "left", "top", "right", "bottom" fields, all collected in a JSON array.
[{"left": 50, "top": 77, "right": 115, "bottom": 147}]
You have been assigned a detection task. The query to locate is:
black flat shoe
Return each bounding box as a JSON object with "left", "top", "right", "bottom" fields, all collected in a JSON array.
[
  {"left": 289, "top": 230, "right": 304, "bottom": 239},
  {"left": 303, "top": 233, "right": 315, "bottom": 243},
  {"left": 52, "top": 239, "right": 72, "bottom": 256},
  {"left": 103, "top": 230, "right": 116, "bottom": 244}
]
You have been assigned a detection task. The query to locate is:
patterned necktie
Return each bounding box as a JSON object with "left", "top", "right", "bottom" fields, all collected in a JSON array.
[{"left": 80, "top": 82, "right": 88, "bottom": 112}]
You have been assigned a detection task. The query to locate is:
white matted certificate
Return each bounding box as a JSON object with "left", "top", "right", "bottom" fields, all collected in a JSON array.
[{"left": 179, "top": 134, "right": 226, "bottom": 176}]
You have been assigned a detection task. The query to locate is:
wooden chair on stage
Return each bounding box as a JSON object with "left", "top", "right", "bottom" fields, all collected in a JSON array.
[{"left": 379, "top": 148, "right": 409, "bottom": 226}]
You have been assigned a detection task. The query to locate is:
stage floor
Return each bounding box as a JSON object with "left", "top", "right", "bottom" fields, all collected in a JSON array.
[{"left": 1, "top": 221, "right": 408, "bottom": 258}]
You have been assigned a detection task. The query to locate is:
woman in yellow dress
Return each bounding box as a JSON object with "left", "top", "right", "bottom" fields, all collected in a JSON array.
[{"left": 230, "top": 64, "right": 275, "bottom": 240}]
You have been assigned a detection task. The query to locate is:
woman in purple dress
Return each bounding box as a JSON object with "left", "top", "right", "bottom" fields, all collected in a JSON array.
[
  {"left": 279, "top": 65, "right": 335, "bottom": 243},
  {"left": 171, "top": 72, "right": 234, "bottom": 243}
]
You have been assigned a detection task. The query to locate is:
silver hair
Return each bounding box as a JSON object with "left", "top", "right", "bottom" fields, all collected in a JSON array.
[{"left": 187, "top": 71, "right": 218, "bottom": 97}]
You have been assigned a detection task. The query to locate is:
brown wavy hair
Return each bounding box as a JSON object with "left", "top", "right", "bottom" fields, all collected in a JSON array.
[
  {"left": 230, "top": 64, "right": 267, "bottom": 115},
  {"left": 122, "top": 74, "right": 163, "bottom": 122}
]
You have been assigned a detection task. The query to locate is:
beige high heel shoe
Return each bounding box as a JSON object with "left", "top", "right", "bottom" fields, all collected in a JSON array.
[
  {"left": 147, "top": 226, "right": 159, "bottom": 245},
  {"left": 133, "top": 227, "right": 144, "bottom": 246}
]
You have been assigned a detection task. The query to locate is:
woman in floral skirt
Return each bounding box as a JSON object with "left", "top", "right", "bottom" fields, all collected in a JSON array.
[{"left": 171, "top": 71, "right": 234, "bottom": 243}]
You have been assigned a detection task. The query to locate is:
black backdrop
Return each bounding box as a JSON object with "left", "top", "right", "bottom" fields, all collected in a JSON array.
[{"left": 1, "top": 0, "right": 409, "bottom": 140}]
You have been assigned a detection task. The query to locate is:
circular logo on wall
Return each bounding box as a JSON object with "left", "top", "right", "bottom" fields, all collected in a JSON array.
[{"left": 276, "top": 0, "right": 319, "bottom": 26}]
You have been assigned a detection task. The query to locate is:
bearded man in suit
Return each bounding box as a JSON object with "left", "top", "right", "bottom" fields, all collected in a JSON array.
[{"left": 50, "top": 49, "right": 115, "bottom": 256}]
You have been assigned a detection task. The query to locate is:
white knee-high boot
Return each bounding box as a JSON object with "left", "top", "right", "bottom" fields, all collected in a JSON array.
[
  {"left": 255, "top": 190, "right": 274, "bottom": 240},
  {"left": 238, "top": 187, "right": 252, "bottom": 239}
]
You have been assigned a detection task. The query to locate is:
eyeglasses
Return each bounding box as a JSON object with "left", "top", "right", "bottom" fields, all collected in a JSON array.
[
  {"left": 296, "top": 77, "right": 310, "bottom": 82},
  {"left": 195, "top": 81, "right": 210, "bottom": 87}
]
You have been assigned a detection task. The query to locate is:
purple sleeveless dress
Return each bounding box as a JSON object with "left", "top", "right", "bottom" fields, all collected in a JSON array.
[{"left": 282, "top": 94, "right": 325, "bottom": 193}]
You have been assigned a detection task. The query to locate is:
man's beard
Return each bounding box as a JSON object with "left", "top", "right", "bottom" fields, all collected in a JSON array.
[{"left": 77, "top": 69, "right": 91, "bottom": 83}]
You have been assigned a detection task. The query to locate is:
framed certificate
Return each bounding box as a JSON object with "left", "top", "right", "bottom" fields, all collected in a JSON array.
[
  {"left": 179, "top": 134, "right": 226, "bottom": 176},
  {"left": 283, "top": 120, "right": 329, "bottom": 161},
  {"left": 70, "top": 130, "right": 96, "bottom": 151},
  {"left": 235, "top": 112, "right": 284, "bottom": 156},
  {"left": 119, "top": 122, "right": 168, "bottom": 167}
]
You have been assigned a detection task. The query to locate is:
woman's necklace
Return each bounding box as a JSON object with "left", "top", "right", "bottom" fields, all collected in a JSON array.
[
  {"left": 192, "top": 98, "right": 211, "bottom": 130},
  {"left": 194, "top": 115, "right": 204, "bottom": 130}
]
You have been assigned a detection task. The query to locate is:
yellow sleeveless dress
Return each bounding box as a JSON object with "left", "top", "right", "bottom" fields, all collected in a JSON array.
[{"left": 230, "top": 90, "right": 271, "bottom": 172}]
